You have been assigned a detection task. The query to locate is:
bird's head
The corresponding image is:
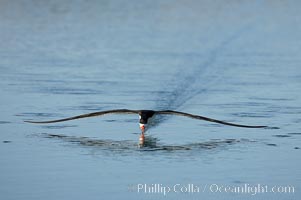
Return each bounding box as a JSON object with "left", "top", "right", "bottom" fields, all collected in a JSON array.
[
  {"left": 139, "top": 114, "right": 149, "bottom": 132},
  {"left": 138, "top": 110, "right": 155, "bottom": 132},
  {"left": 139, "top": 123, "right": 147, "bottom": 132}
]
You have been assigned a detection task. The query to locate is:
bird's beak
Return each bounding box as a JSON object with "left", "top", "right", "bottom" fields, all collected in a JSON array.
[{"left": 139, "top": 123, "right": 146, "bottom": 132}]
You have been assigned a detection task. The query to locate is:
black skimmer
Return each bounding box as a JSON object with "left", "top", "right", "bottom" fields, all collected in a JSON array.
[{"left": 24, "top": 109, "right": 267, "bottom": 146}]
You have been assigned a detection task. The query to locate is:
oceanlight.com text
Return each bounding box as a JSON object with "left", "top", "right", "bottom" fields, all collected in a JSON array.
[{"left": 128, "top": 183, "right": 295, "bottom": 196}]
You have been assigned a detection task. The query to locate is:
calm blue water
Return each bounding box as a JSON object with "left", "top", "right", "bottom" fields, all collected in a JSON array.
[{"left": 1, "top": 1, "right": 300, "bottom": 199}]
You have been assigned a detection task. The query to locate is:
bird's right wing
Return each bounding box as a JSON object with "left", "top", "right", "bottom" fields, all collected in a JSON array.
[
  {"left": 24, "top": 109, "right": 139, "bottom": 124},
  {"left": 156, "top": 110, "right": 267, "bottom": 128}
]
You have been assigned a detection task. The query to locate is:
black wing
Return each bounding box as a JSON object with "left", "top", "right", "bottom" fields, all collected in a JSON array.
[
  {"left": 156, "top": 110, "right": 267, "bottom": 128},
  {"left": 24, "top": 109, "right": 139, "bottom": 124}
]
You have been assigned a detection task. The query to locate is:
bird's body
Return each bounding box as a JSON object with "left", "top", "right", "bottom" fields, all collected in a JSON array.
[
  {"left": 24, "top": 109, "right": 267, "bottom": 130},
  {"left": 24, "top": 109, "right": 268, "bottom": 146}
]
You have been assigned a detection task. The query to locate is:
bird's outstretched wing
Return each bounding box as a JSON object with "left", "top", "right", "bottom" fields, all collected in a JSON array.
[
  {"left": 24, "top": 109, "right": 139, "bottom": 124},
  {"left": 156, "top": 110, "right": 267, "bottom": 128}
]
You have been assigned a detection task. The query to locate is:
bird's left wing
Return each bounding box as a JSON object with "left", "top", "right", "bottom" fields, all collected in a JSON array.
[{"left": 24, "top": 109, "right": 139, "bottom": 124}]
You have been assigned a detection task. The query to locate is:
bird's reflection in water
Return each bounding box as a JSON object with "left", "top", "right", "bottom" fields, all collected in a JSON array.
[{"left": 40, "top": 133, "right": 250, "bottom": 152}]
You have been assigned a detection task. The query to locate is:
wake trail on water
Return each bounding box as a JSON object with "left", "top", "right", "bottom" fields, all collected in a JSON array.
[
  {"left": 156, "top": 27, "right": 251, "bottom": 110},
  {"left": 152, "top": 25, "right": 254, "bottom": 126}
]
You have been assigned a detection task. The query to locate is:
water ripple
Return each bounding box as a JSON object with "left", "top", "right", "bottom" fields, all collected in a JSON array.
[{"left": 38, "top": 133, "right": 256, "bottom": 153}]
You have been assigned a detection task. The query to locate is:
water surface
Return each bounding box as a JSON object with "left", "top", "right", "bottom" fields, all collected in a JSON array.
[{"left": 0, "top": 1, "right": 300, "bottom": 199}]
